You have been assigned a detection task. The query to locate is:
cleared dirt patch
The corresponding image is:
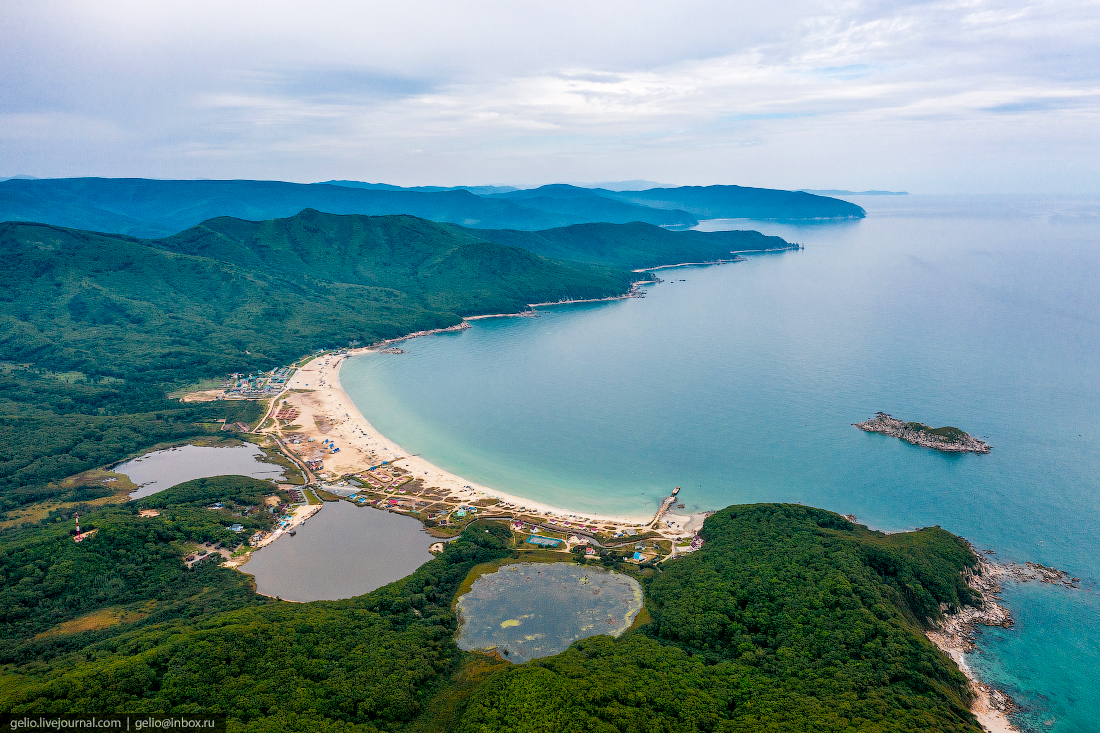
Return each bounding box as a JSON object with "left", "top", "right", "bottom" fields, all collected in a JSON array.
[{"left": 35, "top": 603, "right": 154, "bottom": 639}]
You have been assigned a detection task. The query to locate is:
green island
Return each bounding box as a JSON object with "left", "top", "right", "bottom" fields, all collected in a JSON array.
[{"left": 1, "top": 210, "right": 990, "bottom": 731}]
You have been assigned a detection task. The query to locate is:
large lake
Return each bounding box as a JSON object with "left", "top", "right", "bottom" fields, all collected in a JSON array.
[{"left": 342, "top": 195, "right": 1100, "bottom": 730}]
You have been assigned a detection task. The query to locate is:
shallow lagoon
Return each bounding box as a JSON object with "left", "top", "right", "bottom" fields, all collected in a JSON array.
[
  {"left": 456, "top": 562, "right": 643, "bottom": 663},
  {"left": 116, "top": 443, "right": 288, "bottom": 499}
]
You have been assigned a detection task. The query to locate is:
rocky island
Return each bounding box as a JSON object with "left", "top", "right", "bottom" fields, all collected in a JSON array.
[{"left": 855, "top": 412, "right": 991, "bottom": 453}]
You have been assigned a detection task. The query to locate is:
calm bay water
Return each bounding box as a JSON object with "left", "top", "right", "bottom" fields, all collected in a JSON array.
[{"left": 342, "top": 195, "right": 1100, "bottom": 730}]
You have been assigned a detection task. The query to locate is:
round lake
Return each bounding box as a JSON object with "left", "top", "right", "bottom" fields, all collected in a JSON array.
[
  {"left": 243, "top": 501, "right": 436, "bottom": 602},
  {"left": 456, "top": 562, "right": 643, "bottom": 663}
]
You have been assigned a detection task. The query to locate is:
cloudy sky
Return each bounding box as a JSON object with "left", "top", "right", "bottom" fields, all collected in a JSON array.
[{"left": 1, "top": 0, "right": 1097, "bottom": 191}]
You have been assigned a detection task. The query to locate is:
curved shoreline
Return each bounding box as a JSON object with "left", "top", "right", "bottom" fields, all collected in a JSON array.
[
  {"left": 630, "top": 257, "right": 745, "bottom": 272},
  {"left": 281, "top": 346, "right": 663, "bottom": 529},
  {"left": 267, "top": 339, "right": 1026, "bottom": 730}
]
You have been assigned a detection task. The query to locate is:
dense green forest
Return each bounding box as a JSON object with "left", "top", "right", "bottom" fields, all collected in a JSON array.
[
  {"left": 2, "top": 212, "right": 636, "bottom": 381},
  {"left": 0, "top": 504, "right": 985, "bottom": 732},
  {"left": 0, "top": 476, "right": 282, "bottom": 660},
  {"left": 0, "top": 209, "right": 798, "bottom": 517}
]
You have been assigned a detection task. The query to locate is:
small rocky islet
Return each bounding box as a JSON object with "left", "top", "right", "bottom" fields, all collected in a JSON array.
[{"left": 854, "top": 412, "right": 991, "bottom": 453}]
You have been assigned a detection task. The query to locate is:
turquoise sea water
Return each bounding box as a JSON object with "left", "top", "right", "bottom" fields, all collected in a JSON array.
[{"left": 341, "top": 195, "right": 1100, "bottom": 730}]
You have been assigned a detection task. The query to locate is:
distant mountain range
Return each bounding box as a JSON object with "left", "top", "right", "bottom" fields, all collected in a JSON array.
[
  {"left": 0, "top": 178, "right": 865, "bottom": 238},
  {"left": 800, "top": 189, "right": 909, "bottom": 196}
]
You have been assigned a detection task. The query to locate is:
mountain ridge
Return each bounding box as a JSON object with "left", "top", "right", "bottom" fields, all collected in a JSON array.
[{"left": 0, "top": 178, "right": 864, "bottom": 238}]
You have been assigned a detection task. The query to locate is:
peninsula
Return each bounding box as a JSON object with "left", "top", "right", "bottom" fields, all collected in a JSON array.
[{"left": 855, "top": 412, "right": 992, "bottom": 453}]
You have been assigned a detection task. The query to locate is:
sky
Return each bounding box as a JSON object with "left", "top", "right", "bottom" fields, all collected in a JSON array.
[{"left": 1, "top": 0, "right": 1098, "bottom": 192}]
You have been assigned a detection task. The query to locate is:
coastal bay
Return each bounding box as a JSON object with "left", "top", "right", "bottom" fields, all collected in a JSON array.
[
  {"left": 2, "top": 195, "right": 1096, "bottom": 731},
  {"left": 341, "top": 195, "right": 1100, "bottom": 732}
]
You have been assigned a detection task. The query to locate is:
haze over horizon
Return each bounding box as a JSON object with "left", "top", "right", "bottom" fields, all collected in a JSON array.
[{"left": 2, "top": 0, "right": 1098, "bottom": 194}]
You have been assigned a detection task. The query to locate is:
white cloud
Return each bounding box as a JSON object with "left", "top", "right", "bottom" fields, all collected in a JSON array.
[{"left": 0, "top": 0, "right": 1097, "bottom": 191}]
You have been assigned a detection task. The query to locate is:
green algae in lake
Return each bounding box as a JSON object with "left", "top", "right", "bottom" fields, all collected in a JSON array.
[{"left": 456, "top": 562, "right": 643, "bottom": 663}]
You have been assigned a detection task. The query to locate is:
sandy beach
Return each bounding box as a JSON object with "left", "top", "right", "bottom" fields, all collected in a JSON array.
[{"left": 269, "top": 346, "right": 689, "bottom": 536}]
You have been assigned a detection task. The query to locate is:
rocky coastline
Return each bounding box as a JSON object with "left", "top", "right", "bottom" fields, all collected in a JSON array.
[
  {"left": 854, "top": 412, "right": 991, "bottom": 453},
  {"left": 926, "top": 550, "right": 1020, "bottom": 731},
  {"left": 927, "top": 545, "right": 1082, "bottom": 732}
]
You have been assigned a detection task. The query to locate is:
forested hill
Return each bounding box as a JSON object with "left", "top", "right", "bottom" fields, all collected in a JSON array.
[
  {"left": 0, "top": 502, "right": 986, "bottom": 732},
  {"left": 0, "top": 214, "right": 636, "bottom": 381},
  {"left": 165, "top": 209, "right": 795, "bottom": 275},
  {"left": 471, "top": 221, "right": 794, "bottom": 269}
]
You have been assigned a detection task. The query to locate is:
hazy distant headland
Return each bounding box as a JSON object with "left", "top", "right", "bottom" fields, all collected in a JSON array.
[
  {"left": 0, "top": 177, "right": 866, "bottom": 238},
  {"left": 801, "top": 189, "right": 909, "bottom": 195}
]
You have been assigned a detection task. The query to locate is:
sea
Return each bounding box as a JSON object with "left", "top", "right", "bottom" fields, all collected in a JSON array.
[{"left": 340, "top": 194, "right": 1100, "bottom": 731}]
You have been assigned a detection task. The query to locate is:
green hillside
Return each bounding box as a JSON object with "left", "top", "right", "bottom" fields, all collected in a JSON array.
[
  {"left": 472, "top": 221, "right": 795, "bottom": 269},
  {"left": 1, "top": 212, "right": 636, "bottom": 380},
  {"left": 0, "top": 503, "right": 984, "bottom": 733},
  {"left": 162, "top": 210, "right": 794, "bottom": 278}
]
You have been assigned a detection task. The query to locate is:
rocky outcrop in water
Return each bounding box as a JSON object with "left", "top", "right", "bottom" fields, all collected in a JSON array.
[{"left": 854, "top": 412, "right": 991, "bottom": 453}]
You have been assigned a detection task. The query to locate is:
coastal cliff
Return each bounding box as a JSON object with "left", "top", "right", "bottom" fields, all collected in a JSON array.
[{"left": 855, "top": 412, "right": 991, "bottom": 453}]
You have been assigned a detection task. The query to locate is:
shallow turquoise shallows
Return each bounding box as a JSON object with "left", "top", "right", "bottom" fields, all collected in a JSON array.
[{"left": 341, "top": 195, "right": 1100, "bottom": 731}]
